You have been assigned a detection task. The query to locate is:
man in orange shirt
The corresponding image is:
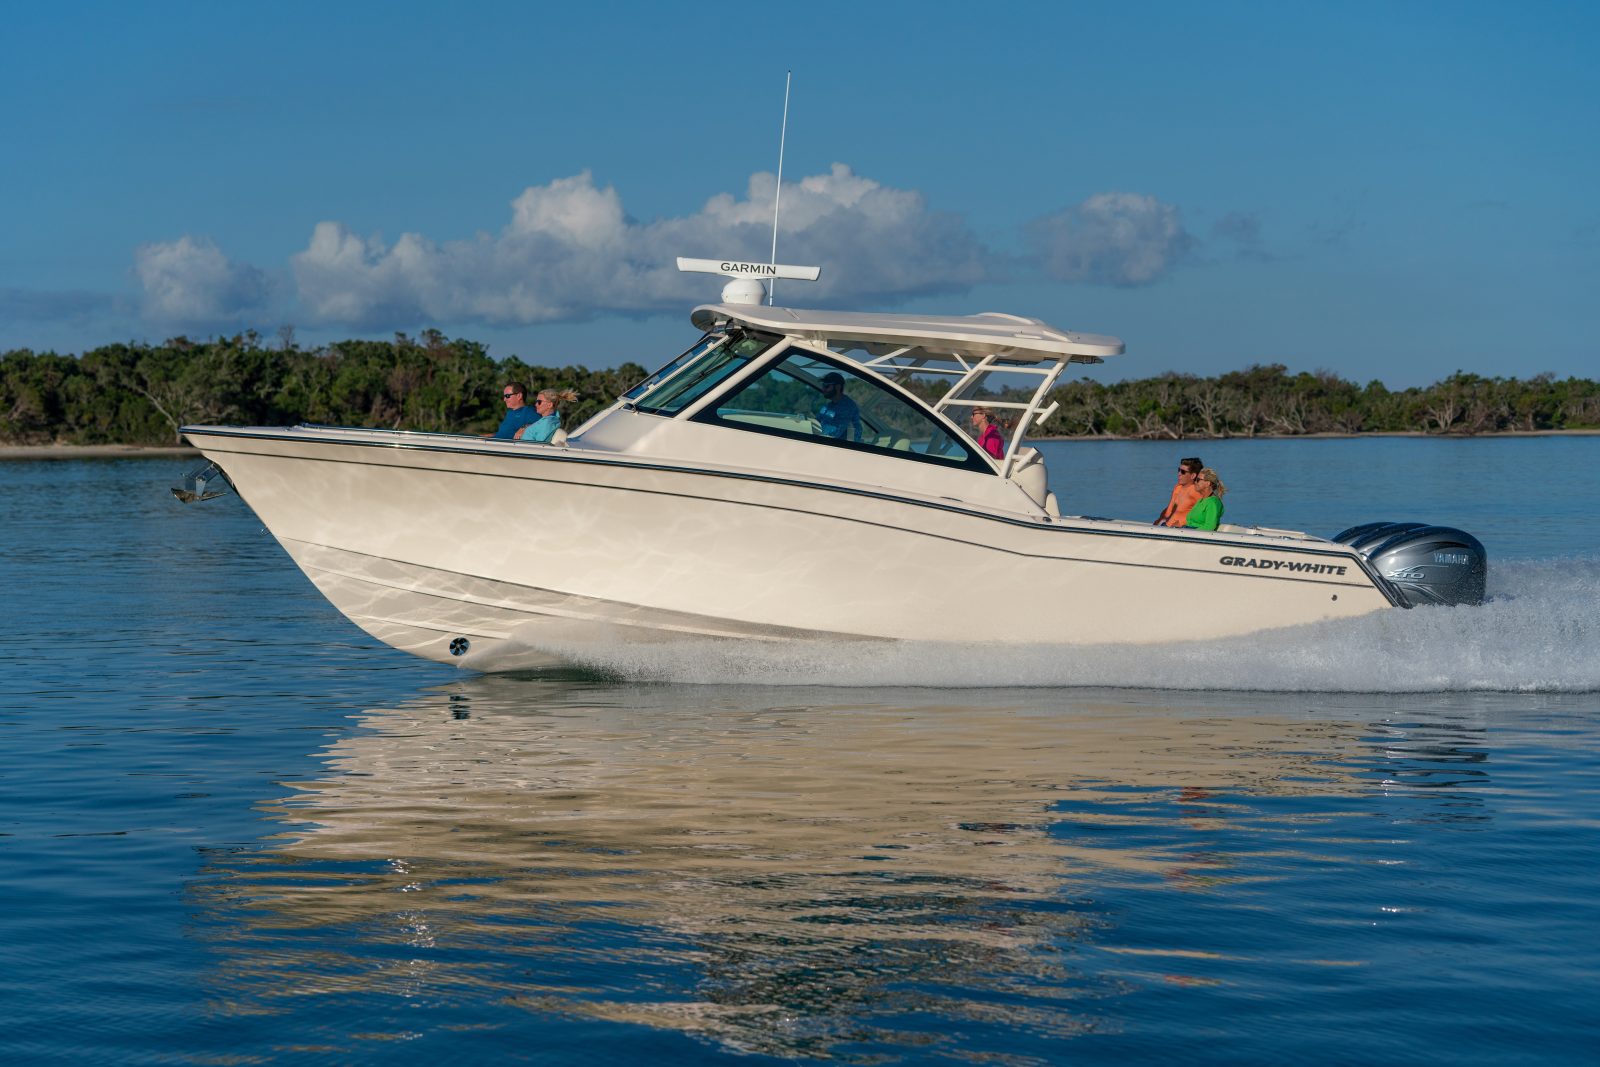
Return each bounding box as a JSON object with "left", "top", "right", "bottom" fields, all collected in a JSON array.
[{"left": 1155, "top": 457, "right": 1204, "bottom": 527}]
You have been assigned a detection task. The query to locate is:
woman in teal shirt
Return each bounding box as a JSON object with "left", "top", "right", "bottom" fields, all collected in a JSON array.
[
  {"left": 515, "top": 388, "right": 578, "bottom": 444},
  {"left": 1184, "top": 468, "right": 1227, "bottom": 530}
]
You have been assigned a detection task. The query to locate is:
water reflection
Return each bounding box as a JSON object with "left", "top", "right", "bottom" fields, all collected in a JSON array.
[{"left": 190, "top": 679, "right": 1505, "bottom": 1060}]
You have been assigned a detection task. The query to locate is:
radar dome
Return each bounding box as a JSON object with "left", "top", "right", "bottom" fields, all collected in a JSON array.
[{"left": 720, "top": 278, "right": 767, "bottom": 305}]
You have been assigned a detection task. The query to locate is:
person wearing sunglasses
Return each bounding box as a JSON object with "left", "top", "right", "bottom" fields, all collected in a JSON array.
[
  {"left": 513, "top": 388, "right": 579, "bottom": 444},
  {"left": 970, "top": 406, "right": 1006, "bottom": 460},
  {"left": 1154, "top": 456, "right": 1204, "bottom": 527},
  {"left": 489, "top": 382, "right": 540, "bottom": 440},
  {"left": 1183, "top": 468, "right": 1227, "bottom": 531},
  {"left": 816, "top": 372, "right": 861, "bottom": 442}
]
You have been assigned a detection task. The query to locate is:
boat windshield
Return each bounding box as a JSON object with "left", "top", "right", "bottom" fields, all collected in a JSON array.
[
  {"left": 633, "top": 331, "right": 779, "bottom": 416},
  {"left": 692, "top": 348, "right": 987, "bottom": 472},
  {"left": 624, "top": 333, "right": 726, "bottom": 402}
]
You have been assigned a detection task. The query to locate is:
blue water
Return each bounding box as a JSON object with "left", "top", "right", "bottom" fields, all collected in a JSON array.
[
  {"left": 2, "top": 439, "right": 1597, "bottom": 1065},
  {"left": 1035, "top": 434, "right": 1591, "bottom": 560}
]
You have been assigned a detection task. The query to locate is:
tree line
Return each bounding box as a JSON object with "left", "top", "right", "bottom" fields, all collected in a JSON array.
[
  {"left": 3, "top": 331, "right": 1597, "bottom": 446},
  {"left": 1035, "top": 363, "right": 1600, "bottom": 438},
  {"left": 0, "top": 331, "right": 649, "bottom": 446}
]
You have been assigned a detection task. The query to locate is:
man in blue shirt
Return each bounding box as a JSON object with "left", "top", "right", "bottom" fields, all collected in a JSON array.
[
  {"left": 490, "top": 381, "right": 540, "bottom": 439},
  {"left": 817, "top": 372, "right": 861, "bottom": 442}
]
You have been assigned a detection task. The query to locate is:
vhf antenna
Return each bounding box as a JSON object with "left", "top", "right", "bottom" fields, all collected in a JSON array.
[
  {"left": 768, "top": 71, "right": 791, "bottom": 306},
  {"left": 676, "top": 71, "right": 818, "bottom": 307}
]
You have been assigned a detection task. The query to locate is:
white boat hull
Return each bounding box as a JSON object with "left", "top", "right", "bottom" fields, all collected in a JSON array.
[{"left": 184, "top": 427, "right": 1398, "bottom": 671}]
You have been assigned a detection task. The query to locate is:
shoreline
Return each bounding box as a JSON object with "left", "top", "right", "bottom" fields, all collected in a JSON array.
[
  {"left": 3, "top": 428, "right": 1598, "bottom": 460},
  {"left": 0, "top": 444, "right": 200, "bottom": 460}
]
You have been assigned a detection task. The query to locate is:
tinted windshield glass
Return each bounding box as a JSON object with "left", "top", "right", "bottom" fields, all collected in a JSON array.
[
  {"left": 693, "top": 349, "right": 986, "bottom": 472},
  {"left": 633, "top": 332, "right": 778, "bottom": 416},
  {"left": 624, "top": 334, "right": 725, "bottom": 402}
]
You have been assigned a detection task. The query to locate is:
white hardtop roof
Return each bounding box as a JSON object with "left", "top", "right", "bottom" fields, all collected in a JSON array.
[{"left": 690, "top": 304, "right": 1124, "bottom": 364}]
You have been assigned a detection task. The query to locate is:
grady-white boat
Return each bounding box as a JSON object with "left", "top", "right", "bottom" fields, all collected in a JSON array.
[{"left": 179, "top": 259, "right": 1486, "bottom": 671}]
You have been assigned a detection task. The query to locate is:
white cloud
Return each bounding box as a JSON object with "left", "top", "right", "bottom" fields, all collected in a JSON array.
[
  {"left": 1026, "top": 192, "right": 1195, "bottom": 286},
  {"left": 124, "top": 175, "right": 1208, "bottom": 338},
  {"left": 135, "top": 235, "right": 271, "bottom": 324},
  {"left": 290, "top": 166, "right": 993, "bottom": 328}
]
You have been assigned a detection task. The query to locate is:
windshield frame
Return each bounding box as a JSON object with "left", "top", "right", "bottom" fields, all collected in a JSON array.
[
  {"left": 629, "top": 330, "right": 783, "bottom": 417},
  {"left": 623, "top": 333, "right": 727, "bottom": 405}
]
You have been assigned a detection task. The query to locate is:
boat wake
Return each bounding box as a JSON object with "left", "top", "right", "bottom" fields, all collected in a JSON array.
[{"left": 511, "top": 558, "right": 1600, "bottom": 692}]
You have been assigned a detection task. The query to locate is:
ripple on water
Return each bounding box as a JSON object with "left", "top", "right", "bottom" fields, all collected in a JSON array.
[{"left": 3, "top": 457, "right": 1598, "bottom": 1064}]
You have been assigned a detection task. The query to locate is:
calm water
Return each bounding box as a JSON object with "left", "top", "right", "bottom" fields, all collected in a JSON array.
[{"left": 2, "top": 439, "right": 1597, "bottom": 1065}]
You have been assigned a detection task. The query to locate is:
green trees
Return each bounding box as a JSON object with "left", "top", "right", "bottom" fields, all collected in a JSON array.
[
  {"left": 1038, "top": 364, "right": 1599, "bottom": 438},
  {"left": 0, "top": 336, "right": 1594, "bottom": 445},
  {"left": 0, "top": 332, "right": 651, "bottom": 445},
  {"left": 1, "top": 350, "right": 72, "bottom": 443}
]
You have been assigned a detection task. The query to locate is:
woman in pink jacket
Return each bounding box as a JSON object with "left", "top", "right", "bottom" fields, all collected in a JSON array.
[{"left": 970, "top": 407, "right": 1005, "bottom": 460}]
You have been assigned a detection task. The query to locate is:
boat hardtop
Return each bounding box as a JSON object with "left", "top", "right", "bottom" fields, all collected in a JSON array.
[
  {"left": 687, "top": 303, "right": 1125, "bottom": 362},
  {"left": 580, "top": 299, "right": 1126, "bottom": 497}
]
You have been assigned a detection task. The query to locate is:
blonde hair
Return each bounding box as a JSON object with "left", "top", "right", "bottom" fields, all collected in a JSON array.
[
  {"left": 1198, "top": 467, "right": 1227, "bottom": 496},
  {"left": 537, "top": 388, "right": 578, "bottom": 406}
]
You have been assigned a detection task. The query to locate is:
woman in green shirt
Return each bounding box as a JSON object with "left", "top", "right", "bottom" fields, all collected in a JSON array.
[{"left": 1184, "top": 468, "right": 1227, "bottom": 530}]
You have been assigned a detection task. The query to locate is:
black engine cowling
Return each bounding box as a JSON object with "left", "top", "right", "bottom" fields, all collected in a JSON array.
[{"left": 1332, "top": 521, "right": 1487, "bottom": 607}]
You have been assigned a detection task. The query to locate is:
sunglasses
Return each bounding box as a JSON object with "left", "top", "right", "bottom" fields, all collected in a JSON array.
[{"left": 503, "top": 392, "right": 520, "bottom": 399}]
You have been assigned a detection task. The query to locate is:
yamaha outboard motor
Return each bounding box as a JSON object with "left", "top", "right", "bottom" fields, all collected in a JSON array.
[{"left": 1332, "top": 521, "right": 1487, "bottom": 607}]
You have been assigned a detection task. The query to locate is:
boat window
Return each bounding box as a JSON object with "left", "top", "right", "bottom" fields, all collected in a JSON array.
[
  {"left": 692, "top": 349, "right": 989, "bottom": 472},
  {"left": 624, "top": 334, "right": 727, "bottom": 402},
  {"left": 632, "top": 331, "right": 779, "bottom": 416}
]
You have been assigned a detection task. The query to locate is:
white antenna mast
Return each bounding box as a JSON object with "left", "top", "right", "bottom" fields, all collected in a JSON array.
[
  {"left": 768, "top": 71, "right": 791, "bottom": 306},
  {"left": 676, "top": 72, "right": 819, "bottom": 307}
]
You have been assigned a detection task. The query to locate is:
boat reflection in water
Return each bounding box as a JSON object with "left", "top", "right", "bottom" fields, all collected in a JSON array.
[{"left": 191, "top": 679, "right": 1498, "bottom": 1058}]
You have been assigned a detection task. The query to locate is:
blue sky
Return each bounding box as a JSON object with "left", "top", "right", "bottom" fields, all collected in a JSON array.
[{"left": 2, "top": 1, "right": 1595, "bottom": 385}]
